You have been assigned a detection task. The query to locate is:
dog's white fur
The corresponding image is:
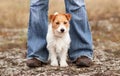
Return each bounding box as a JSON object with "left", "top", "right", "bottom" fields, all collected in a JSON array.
[{"left": 46, "top": 13, "right": 71, "bottom": 67}]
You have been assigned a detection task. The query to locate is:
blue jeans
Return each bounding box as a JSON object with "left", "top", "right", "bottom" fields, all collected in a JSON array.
[{"left": 27, "top": 0, "right": 93, "bottom": 62}]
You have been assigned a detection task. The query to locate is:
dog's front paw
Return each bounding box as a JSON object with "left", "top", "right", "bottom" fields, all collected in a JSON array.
[
  {"left": 60, "top": 61, "right": 68, "bottom": 67},
  {"left": 50, "top": 61, "right": 58, "bottom": 67}
]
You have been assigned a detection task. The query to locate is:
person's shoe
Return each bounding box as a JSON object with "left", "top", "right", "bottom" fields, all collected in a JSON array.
[
  {"left": 75, "top": 56, "right": 93, "bottom": 67},
  {"left": 26, "top": 58, "right": 42, "bottom": 68}
]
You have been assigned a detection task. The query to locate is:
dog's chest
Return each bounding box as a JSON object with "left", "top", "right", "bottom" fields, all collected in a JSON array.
[
  {"left": 51, "top": 36, "right": 70, "bottom": 54},
  {"left": 47, "top": 24, "right": 70, "bottom": 53},
  {"left": 53, "top": 38, "right": 66, "bottom": 52}
]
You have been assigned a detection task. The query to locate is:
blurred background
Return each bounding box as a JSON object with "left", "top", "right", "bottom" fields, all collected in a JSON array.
[
  {"left": 0, "top": 0, "right": 120, "bottom": 51},
  {"left": 0, "top": 0, "right": 120, "bottom": 75}
]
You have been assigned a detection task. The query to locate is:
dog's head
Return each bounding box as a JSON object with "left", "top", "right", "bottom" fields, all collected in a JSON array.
[{"left": 50, "top": 13, "right": 71, "bottom": 37}]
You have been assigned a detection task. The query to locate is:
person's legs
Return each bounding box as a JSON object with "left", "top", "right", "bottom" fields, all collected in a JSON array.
[
  {"left": 27, "top": 0, "right": 49, "bottom": 63},
  {"left": 64, "top": 0, "right": 93, "bottom": 62}
]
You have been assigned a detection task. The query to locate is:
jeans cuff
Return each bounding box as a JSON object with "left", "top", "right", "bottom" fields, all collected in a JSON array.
[{"left": 69, "top": 50, "right": 93, "bottom": 62}]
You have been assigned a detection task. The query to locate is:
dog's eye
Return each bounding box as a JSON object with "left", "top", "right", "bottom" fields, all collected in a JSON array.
[
  {"left": 56, "top": 22, "right": 60, "bottom": 25},
  {"left": 64, "top": 22, "right": 67, "bottom": 24}
]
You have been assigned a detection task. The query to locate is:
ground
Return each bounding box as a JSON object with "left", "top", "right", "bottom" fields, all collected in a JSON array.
[
  {"left": 0, "top": 0, "right": 120, "bottom": 75},
  {"left": 0, "top": 19, "right": 120, "bottom": 76}
]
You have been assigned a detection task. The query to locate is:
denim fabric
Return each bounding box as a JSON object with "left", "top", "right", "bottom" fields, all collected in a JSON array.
[
  {"left": 27, "top": 0, "right": 49, "bottom": 62},
  {"left": 65, "top": 0, "right": 93, "bottom": 61},
  {"left": 27, "top": 0, "right": 93, "bottom": 62}
]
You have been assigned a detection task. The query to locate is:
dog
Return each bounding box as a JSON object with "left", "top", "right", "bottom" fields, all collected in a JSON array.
[{"left": 46, "top": 12, "right": 71, "bottom": 67}]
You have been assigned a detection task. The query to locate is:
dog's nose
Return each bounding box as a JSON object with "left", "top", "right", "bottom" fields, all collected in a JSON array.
[{"left": 60, "top": 29, "right": 65, "bottom": 33}]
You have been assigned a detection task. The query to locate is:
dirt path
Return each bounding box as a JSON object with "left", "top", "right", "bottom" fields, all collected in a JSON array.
[
  {"left": 0, "top": 20, "right": 120, "bottom": 76},
  {"left": 0, "top": 47, "right": 120, "bottom": 76}
]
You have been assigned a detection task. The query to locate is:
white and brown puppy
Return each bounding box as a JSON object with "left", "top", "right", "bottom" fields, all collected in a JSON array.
[{"left": 46, "top": 12, "right": 71, "bottom": 67}]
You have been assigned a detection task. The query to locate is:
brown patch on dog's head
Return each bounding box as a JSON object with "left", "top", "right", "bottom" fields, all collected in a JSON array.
[
  {"left": 50, "top": 13, "right": 71, "bottom": 23},
  {"left": 49, "top": 13, "right": 71, "bottom": 36},
  {"left": 50, "top": 15, "right": 56, "bottom": 23},
  {"left": 64, "top": 13, "right": 71, "bottom": 21}
]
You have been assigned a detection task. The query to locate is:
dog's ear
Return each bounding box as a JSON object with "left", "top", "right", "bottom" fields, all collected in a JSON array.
[
  {"left": 49, "top": 15, "right": 56, "bottom": 22},
  {"left": 64, "top": 14, "right": 71, "bottom": 21}
]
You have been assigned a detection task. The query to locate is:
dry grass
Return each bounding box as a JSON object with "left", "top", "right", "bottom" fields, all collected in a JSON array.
[
  {"left": 0, "top": 1, "right": 120, "bottom": 75},
  {"left": 49, "top": 0, "right": 65, "bottom": 14},
  {"left": 86, "top": 0, "right": 120, "bottom": 20},
  {"left": 0, "top": 0, "right": 29, "bottom": 28},
  {"left": 0, "top": 0, "right": 120, "bottom": 28},
  {"left": 0, "top": 0, "right": 120, "bottom": 51}
]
